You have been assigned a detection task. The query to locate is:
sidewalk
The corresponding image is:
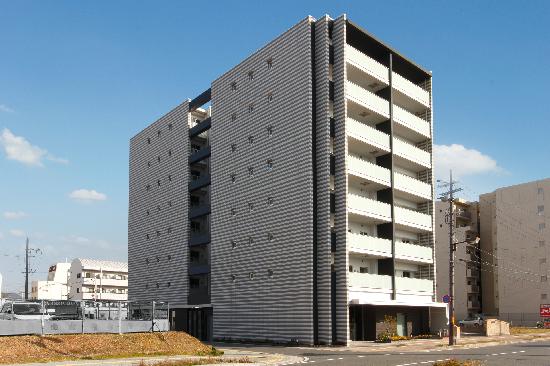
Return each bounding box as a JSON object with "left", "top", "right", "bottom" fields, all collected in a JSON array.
[{"left": 10, "top": 349, "right": 304, "bottom": 366}]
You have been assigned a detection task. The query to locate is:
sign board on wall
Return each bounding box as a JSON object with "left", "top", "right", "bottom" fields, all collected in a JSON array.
[{"left": 540, "top": 304, "right": 550, "bottom": 317}]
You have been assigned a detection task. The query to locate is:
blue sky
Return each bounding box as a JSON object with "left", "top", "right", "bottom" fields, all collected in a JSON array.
[{"left": 0, "top": 1, "right": 549, "bottom": 292}]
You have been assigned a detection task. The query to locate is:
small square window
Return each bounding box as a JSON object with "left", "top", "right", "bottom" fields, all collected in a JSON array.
[
  {"left": 147, "top": 161, "right": 151, "bottom": 167},
  {"left": 156, "top": 283, "right": 160, "bottom": 288},
  {"left": 248, "top": 236, "right": 254, "bottom": 245},
  {"left": 167, "top": 227, "right": 172, "bottom": 234},
  {"left": 267, "top": 92, "right": 273, "bottom": 102},
  {"left": 230, "top": 82, "right": 237, "bottom": 91},
  {"left": 231, "top": 113, "right": 237, "bottom": 122},
  {"left": 167, "top": 255, "right": 172, "bottom": 261},
  {"left": 349, "top": 265, "right": 353, "bottom": 272},
  {"left": 157, "top": 130, "right": 161, "bottom": 138},
  {"left": 231, "top": 143, "right": 237, "bottom": 152},
  {"left": 168, "top": 175, "right": 172, "bottom": 182},
  {"left": 168, "top": 123, "right": 173, "bottom": 131},
  {"left": 167, "top": 282, "right": 171, "bottom": 287},
  {"left": 266, "top": 159, "right": 273, "bottom": 171},
  {"left": 230, "top": 208, "right": 236, "bottom": 216},
  {"left": 248, "top": 166, "right": 254, "bottom": 176},
  {"left": 230, "top": 174, "right": 236, "bottom": 183},
  {"left": 157, "top": 205, "right": 161, "bottom": 212},
  {"left": 146, "top": 234, "right": 150, "bottom": 240},
  {"left": 267, "top": 232, "right": 274, "bottom": 241},
  {"left": 267, "top": 269, "right": 274, "bottom": 278},
  {"left": 147, "top": 138, "right": 151, "bottom": 144},
  {"left": 231, "top": 274, "right": 236, "bottom": 282},
  {"left": 168, "top": 201, "right": 172, "bottom": 207},
  {"left": 156, "top": 255, "right": 160, "bottom": 262},
  {"left": 248, "top": 103, "right": 254, "bottom": 113},
  {"left": 542, "top": 275, "right": 548, "bottom": 282},
  {"left": 156, "top": 230, "right": 161, "bottom": 237},
  {"left": 146, "top": 209, "right": 150, "bottom": 216},
  {"left": 168, "top": 149, "right": 172, "bottom": 157},
  {"left": 145, "top": 284, "right": 149, "bottom": 289},
  {"left": 267, "top": 197, "right": 274, "bottom": 206},
  {"left": 157, "top": 179, "right": 161, "bottom": 187},
  {"left": 540, "top": 223, "right": 546, "bottom": 231},
  {"left": 157, "top": 156, "right": 161, "bottom": 163},
  {"left": 538, "top": 205, "right": 544, "bottom": 215},
  {"left": 145, "top": 258, "right": 149, "bottom": 264},
  {"left": 248, "top": 135, "right": 254, "bottom": 144},
  {"left": 542, "top": 293, "right": 548, "bottom": 300},
  {"left": 231, "top": 240, "right": 237, "bottom": 249},
  {"left": 267, "top": 125, "right": 273, "bottom": 136},
  {"left": 249, "top": 272, "right": 255, "bottom": 280},
  {"left": 248, "top": 202, "right": 254, "bottom": 212},
  {"left": 146, "top": 184, "right": 151, "bottom": 191},
  {"left": 248, "top": 71, "right": 254, "bottom": 80},
  {"left": 267, "top": 58, "right": 273, "bottom": 69}
]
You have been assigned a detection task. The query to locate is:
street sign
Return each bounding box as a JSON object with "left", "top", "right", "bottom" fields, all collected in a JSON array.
[
  {"left": 540, "top": 304, "right": 550, "bottom": 317},
  {"left": 443, "top": 295, "right": 451, "bottom": 303}
]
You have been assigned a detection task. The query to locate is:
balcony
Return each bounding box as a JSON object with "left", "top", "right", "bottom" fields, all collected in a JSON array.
[
  {"left": 395, "top": 242, "right": 433, "bottom": 263},
  {"left": 189, "top": 233, "right": 211, "bottom": 247},
  {"left": 346, "top": 44, "right": 430, "bottom": 110},
  {"left": 83, "top": 278, "right": 128, "bottom": 287},
  {"left": 346, "top": 118, "right": 390, "bottom": 152},
  {"left": 347, "top": 155, "right": 390, "bottom": 187},
  {"left": 394, "top": 206, "right": 432, "bottom": 232},
  {"left": 347, "top": 194, "right": 391, "bottom": 222},
  {"left": 189, "top": 174, "right": 211, "bottom": 192},
  {"left": 393, "top": 137, "right": 432, "bottom": 169},
  {"left": 348, "top": 233, "right": 391, "bottom": 257},
  {"left": 348, "top": 272, "right": 392, "bottom": 291},
  {"left": 466, "top": 268, "right": 480, "bottom": 278},
  {"left": 189, "top": 204, "right": 211, "bottom": 219},
  {"left": 456, "top": 209, "right": 472, "bottom": 220},
  {"left": 189, "top": 117, "right": 211, "bottom": 138},
  {"left": 467, "top": 285, "right": 480, "bottom": 293},
  {"left": 394, "top": 172, "right": 432, "bottom": 201},
  {"left": 188, "top": 288, "right": 210, "bottom": 305},
  {"left": 395, "top": 277, "right": 433, "bottom": 294},
  {"left": 345, "top": 81, "right": 430, "bottom": 141},
  {"left": 468, "top": 300, "right": 481, "bottom": 309},
  {"left": 189, "top": 146, "right": 211, "bottom": 165}
]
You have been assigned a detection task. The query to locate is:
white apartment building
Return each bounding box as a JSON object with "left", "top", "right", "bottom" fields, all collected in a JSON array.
[
  {"left": 68, "top": 259, "right": 128, "bottom": 301},
  {"left": 128, "top": 14, "right": 446, "bottom": 344},
  {"left": 31, "top": 262, "right": 71, "bottom": 300}
]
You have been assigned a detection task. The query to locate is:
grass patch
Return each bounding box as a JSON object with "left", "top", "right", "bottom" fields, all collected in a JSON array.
[
  {"left": 510, "top": 327, "right": 550, "bottom": 335},
  {"left": 432, "top": 360, "right": 484, "bottom": 366},
  {"left": 0, "top": 332, "right": 219, "bottom": 364},
  {"left": 136, "top": 357, "right": 250, "bottom": 366}
]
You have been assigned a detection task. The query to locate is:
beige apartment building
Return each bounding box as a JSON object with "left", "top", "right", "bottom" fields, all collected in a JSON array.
[
  {"left": 479, "top": 178, "right": 550, "bottom": 325},
  {"left": 435, "top": 200, "right": 481, "bottom": 321}
]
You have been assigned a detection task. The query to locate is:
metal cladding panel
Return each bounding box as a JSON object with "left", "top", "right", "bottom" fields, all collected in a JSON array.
[
  {"left": 314, "top": 15, "right": 333, "bottom": 345},
  {"left": 332, "top": 15, "right": 350, "bottom": 345},
  {"left": 210, "top": 17, "right": 315, "bottom": 344},
  {"left": 128, "top": 101, "right": 190, "bottom": 304}
]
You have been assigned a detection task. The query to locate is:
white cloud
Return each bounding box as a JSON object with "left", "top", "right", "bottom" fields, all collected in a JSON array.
[
  {"left": 0, "top": 232, "right": 4, "bottom": 240},
  {"left": 0, "top": 128, "right": 68, "bottom": 167},
  {"left": 9, "top": 229, "right": 25, "bottom": 237},
  {"left": 69, "top": 189, "right": 107, "bottom": 202},
  {"left": 0, "top": 104, "right": 14, "bottom": 113},
  {"left": 434, "top": 144, "right": 501, "bottom": 179},
  {"left": 3, "top": 211, "right": 27, "bottom": 220}
]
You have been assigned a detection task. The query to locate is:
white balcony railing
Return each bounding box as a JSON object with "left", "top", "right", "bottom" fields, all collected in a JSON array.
[
  {"left": 348, "top": 233, "right": 392, "bottom": 257},
  {"left": 393, "top": 137, "right": 432, "bottom": 169},
  {"left": 394, "top": 172, "right": 432, "bottom": 200},
  {"left": 346, "top": 45, "right": 431, "bottom": 109},
  {"left": 395, "top": 277, "right": 433, "bottom": 293},
  {"left": 346, "top": 45, "right": 389, "bottom": 83},
  {"left": 395, "top": 206, "right": 432, "bottom": 231},
  {"left": 349, "top": 272, "right": 393, "bottom": 291},
  {"left": 83, "top": 278, "right": 128, "bottom": 287},
  {"left": 392, "top": 72, "right": 430, "bottom": 108},
  {"left": 348, "top": 194, "right": 391, "bottom": 222},
  {"left": 346, "top": 118, "right": 390, "bottom": 151},
  {"left": 347, "top": 155, "right": 391, "bottom": 186},
  {"left": 393, "top": 105, "right": 431, "bottom": 138},
  {"left": 346, "top": 81, "right": 389, "bottom": 118},
  {"left": 395, "top": 242, "right": 433, "bottom": 263}
]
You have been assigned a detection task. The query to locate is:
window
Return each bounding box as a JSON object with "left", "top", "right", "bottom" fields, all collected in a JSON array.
[
  {"left": 540, "top": 223, "right": 546, "bottom": 231},
  {"left": 248, "top": 135, "right": 254, "bottom": 144},
  {"left": 156, "top": 230, "right": 161, "bottom": 237},
  {"left": 248, "top": 202, "right": 254, "bottom": 212},
  {"left": 267, "top": 269, "right": 274, "bottom": 278},
  {"left": 538, "top": 187, "right": 544, "bottom": 195},
  {"left": 146, "top": 233, "right": 150, "bottom": 240},
  {"left": 77, "top": 288, "right": 80, "bottom": 293},
  {"left": 156, "top": 283, "right": 160, "bottom": 288},
  {"left": 146, "top": 184, "right": 151, "bottom": 191},
  {"left": 147, "top": 161, "right": 151, "bottom": 167},
  {"left": 147, "top": 138, "right": 151, "bottom": 144},
  {"left": 145, "top": 284, "right": 149, "bottom": 289},
  {"left": 267, "top": 232, "right": 274, "bottom": 241},
  {"left": 267, "top": 92, "right": 273, "bottom": 102},
  {"left": 167, "top": 282, "right": 171, "bottom": 287},
  {"left": 168, "top": 201, "right": 172, "bottom": 207},
  {"left": 249, "top": 272, "right": 255, "bottom": 280},
  {"left": 156, "top": 255, "right": 160, "bottom": 262},
  {"left": 540, "top": 258, "right": 547, "bottom": 264},
  {"left": 167, "top": 227, "right": 172, "bottom": 234},
  {"left": 230, "top": 81, "right": 237, "bottom": 91},
  {"left": 359, "top": 267, "right": 369, "bottom": 274},
  {"left": 168, "top": 174, "right": 172, "bottom": 182},
  {"left": 168, "top": 123, "right": 173, "bottom": 131},
  {"left": 247, "top": 71, "right": 254, "bottom": 80},
  {"left": 403, "top": 271, "right": 411, "bottom": 278},
  {"left": 231, "top": 240, "right": 237, "bottom": 249},
  {"left": 230, "top": 173, "right": 236, "bottom": 183},
  {"left": 168, "top": 149, "right": 172, "bottom": 157},
  {"left": 266, "top": 58, "right": 273, "bottom": 69},
  {"left": 231, "top": 113, "right": 237, "bottom": 122},
  {"left": 248, "top": 236, "right": 254, "bottom": 245},
  {"left": 542, "top": 294, "right": 548, "bottom": 300},
  {"left": 157, "top": 179, "right": 161, "bottom": 187},
  {"left": 157, "top": 130, "right": 161, "bottom": 138},
  {"left": 248, "top": 103, "right": 254, "bottom": 113},
  {"left": 157, "top": 156, "right": 161, "bottom": 163},
  {"left": 248, "top": 166, "right": 254, "bottom": 176},
  {"left": 348, "top": 265, "right": 353, "bottom": 272},
  {"left": 540, "top": 240, "right": 546, "bottom": 247},
  {"left": 538, "top": 205, "right": 544, "bottom": 215},
  {"left": 190, "top": 222, "right": 201, "bottom": 233},
  {"left": 542, "top": 276, "right": 548, "bottom": 282},
  {"left": 157, "top": 204, "right": 161, "bottom": 212},
  {"left": 231, "top": 143, "right": 237, "bottom": 152},
  {"left": 167, "top": 255, "right": 172, "bottom": 261},
  {"left": 76, "top": 273, "right": 81, "bottom": 279},
  {"left": 230, "top": 208, "right": 236, "bottom": 216},
  {"left": 266, "top": 159, "right": 273, "bottom": 171},
  {"left": 231, "top": 274, "right": 236, "bottom": 282},
  {"left": 267, "top": 197, "right": 274, "bottom": 206},
  {"left": 267, "top": 125, "right": 273, "bottom": 136}
]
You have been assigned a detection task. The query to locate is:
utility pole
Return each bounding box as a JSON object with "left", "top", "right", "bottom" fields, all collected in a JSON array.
[
  {"left": 438, "top": 170, "right": 462, "bottom": 346},
  {"left": 23, "top": 237, "right": 42, "bottom": 300}
]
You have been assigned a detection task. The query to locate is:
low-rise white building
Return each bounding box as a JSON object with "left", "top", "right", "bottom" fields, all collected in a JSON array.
[
  {"left": 68, "top": 259, "right": 128, "bottom": 301},
  {"left": 31, "top": 262, "right": 71, "bottom": 300}
]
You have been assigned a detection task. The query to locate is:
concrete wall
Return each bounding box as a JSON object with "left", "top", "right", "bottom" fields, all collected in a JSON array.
[{"left": 0, "top": 319, "right": 169, "bottom": 336}]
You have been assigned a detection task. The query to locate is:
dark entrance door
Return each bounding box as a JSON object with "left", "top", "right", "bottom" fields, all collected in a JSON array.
[{"left": 187, "top": 307, "right": 212, "bottom": 341}]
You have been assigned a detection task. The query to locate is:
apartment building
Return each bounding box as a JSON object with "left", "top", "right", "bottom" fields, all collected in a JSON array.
[
  {"left": 128, "top": 14, "right": 446, "bottom": 344},
  {"left": 68, "top": 259, "right": 128, "bottom": 301},
  {"left": 31, "top": 262, "right": 71, "bottom": 300},
  {"left": 480, "top": 178, "right": 550, "bottom": 325},
  {"left": 435, "top": 200, "right": 481, "bottom": 321}
]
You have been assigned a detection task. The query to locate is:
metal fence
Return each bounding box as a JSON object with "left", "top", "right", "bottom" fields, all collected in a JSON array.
[{"left": 0, "top": 300, "right": 169, "bottom": 336}]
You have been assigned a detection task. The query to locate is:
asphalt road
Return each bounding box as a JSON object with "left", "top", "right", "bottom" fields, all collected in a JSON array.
[{"left": 219, "top": 340, "right": 550, "bottom": 365}]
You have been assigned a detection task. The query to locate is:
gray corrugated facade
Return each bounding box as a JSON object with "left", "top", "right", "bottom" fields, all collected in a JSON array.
[{"left": 129, "top": 14, "right": 443, "bottom": 345}]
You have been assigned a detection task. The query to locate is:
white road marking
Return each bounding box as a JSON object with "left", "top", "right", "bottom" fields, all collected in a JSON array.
[
  {"left": 520, "top": 350, "right": 526, "bottom": 353},
  {"left": 500, "top": 352, "right": 507, "bottom": 355},
  {"left": 491, "top": 353, "right": 499, "bottom": 356},
  {"left": 358, "top": 355, "right": 365, "bottom": 358},
  {"left": 327, "top": 358, "right": 334, "bottom": 361},
  {"left": 511, "top": 351, "right": 518, "bottom": 354},
  {"left": 385, "top": 353, "right": 392, "bottom": 355},
  {"left": 337, "top": 357, "right": 343, "bottom": 360}
]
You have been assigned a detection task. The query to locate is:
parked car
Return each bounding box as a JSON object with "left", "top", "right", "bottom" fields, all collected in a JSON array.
[
  {"left": 0, "top": 302, "right": 50, "bottom": 320},
  {"left": 459, "top": 315, "right": 485, "bottom": 327}
]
